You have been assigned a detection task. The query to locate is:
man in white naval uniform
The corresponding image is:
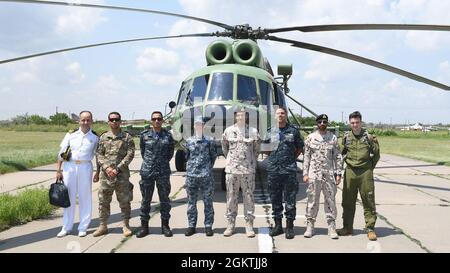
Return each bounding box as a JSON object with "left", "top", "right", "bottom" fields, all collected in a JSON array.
[{"left": 56, "top": 111, "right": 99, "bottom": 237}]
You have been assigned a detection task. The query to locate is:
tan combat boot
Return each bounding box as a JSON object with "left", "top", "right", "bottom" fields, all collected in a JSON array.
[
  {"left": 122, "top": 219, "right": 132, "bottom": 237},
  {"left": 223, "top": 219, "right": 235, "bottom": 237},
  {"left": 303, "top": 221, "right": 314, "bottom": 238},
  {"left": 245, "top": 219, "right": 255, "bottom": 238},
  {"left": 328, "top": 221, "right": 339, "bottom": 239},
  {"left": 93, "top": 222, "right": 108, "bottom": 237},
  {"left": 367, "top": 230, "right": 377, "bottom": 241}
]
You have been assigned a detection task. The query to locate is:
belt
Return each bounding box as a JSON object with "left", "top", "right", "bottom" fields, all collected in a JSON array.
[{"left": 70, "top": 160, "right": 91, "bottom": 164}]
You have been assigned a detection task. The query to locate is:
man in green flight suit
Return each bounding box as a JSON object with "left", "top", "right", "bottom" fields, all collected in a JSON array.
[{"left": 338, "top": 111, "right": 380, "bottom": 241}]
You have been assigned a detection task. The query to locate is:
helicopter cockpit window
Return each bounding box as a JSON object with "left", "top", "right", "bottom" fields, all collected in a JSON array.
[
  {"left": 273, "top": 84, "right": 286, "bottom": 107},
  {"left": 258, "top": 79, "right": 273, "bottom": 106},
  {"left": 177, "top": 79, "right": 191, "bottom": 106},
  {"left": 208, "top": 72, "right": 233, "bottom": 101},
  {"left": 237, "top": 75, "right": 258, "bottom": 105},
  {"left": 188, "top": 75, "right": 209, "bottom": 104}
]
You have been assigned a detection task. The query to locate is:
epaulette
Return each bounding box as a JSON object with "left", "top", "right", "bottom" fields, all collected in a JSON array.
[
  {"left": 68, "top": 128, "right": 78, "bottom": 134},
  {"left": 91, "top": 130, "right": 99, "bottom": 136}
]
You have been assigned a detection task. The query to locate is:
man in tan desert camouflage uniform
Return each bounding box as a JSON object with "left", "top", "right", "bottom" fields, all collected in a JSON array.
[
  {"left": 303, "top": 114, "right": 343, "bottom": 239},
  {"left": 93, "top": 111, "right": 135, "bottom": 237},
  {"left": 222, "top": 108, "right": 260, "bottom": 238}
]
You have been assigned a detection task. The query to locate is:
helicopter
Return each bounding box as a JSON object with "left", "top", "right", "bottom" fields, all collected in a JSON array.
[{"left": 1, "top": 0, "right": 449, "bottom": 174}]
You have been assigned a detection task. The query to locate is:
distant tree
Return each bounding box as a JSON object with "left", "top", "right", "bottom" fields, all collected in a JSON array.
[
  {"left": 29, "top": 114, "right": 49, "bottom": 125},
  {"left": 11, "top": 114, "right": 30, "bottom": 125},
  {"left": 49, "top": 113, "right": 71, "bottom": 126}
]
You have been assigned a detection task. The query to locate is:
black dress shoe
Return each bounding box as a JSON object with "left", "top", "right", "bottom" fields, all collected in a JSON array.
[
  {"left": 205, "top": 227, "right": 214, "bottom": 237},
  {"left": 185, "top": 227, "right": 196, "bottom": 236}
]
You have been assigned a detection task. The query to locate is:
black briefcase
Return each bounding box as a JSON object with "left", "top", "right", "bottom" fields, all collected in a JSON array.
[{"left": 49, "top": 179, "right": 71, "bottom": 208}]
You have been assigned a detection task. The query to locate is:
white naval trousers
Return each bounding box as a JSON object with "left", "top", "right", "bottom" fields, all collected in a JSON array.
[{"left": 62, "top": 161, "right": 93, "bottom": 232}]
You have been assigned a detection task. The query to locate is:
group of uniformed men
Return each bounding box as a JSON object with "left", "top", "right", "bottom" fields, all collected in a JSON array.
[{"left": 55, "top": 108, "right": 380, "bottom": 241}]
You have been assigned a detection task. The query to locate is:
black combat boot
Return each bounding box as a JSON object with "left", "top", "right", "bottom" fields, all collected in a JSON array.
[
  {"left": 285, "top": 219, "right": 295, "bottom": 239},
  {"left": 161, "top": 219, "right": 173, "bottom": 237},
  {"left": 205, "top": 227, "right": 214, "bottom": 237},
  {"left": 269, "top": 218, "right": 284, "bottom": 237},
  {"left": 136, "top": 220, "right": 149, "bottom": 238},
  {"left": 185, "top": 227, "right": 196, "bottom": 237}
]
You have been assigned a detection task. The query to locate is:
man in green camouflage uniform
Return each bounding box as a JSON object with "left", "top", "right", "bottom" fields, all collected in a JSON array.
[
  {"left": 303, "top": 114, "right": 343, "bottom": 239},
  {"left": 93, "top": 112, "right": 135, "bottom": 237},
  {"left": 338, "top": 111, "right": 380, "bottom": 241}
]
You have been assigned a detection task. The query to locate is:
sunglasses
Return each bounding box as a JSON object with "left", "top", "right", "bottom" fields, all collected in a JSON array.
[
  {"left": 151, "top": 117, "right": 163, "bottom": 121},
  {"left": 109, "top": 118, "right": 121, "bottom": 122},
  {"left": 317, "top": 120, "right": 328, "bottom": 124}
]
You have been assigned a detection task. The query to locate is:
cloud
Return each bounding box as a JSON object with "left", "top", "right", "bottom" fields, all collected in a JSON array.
[
  {"left": 64, "top": 62, "right": 85, "bottom": 84},
  {"left": 54, "top": 0, "right": 107, "bottom": 36},
  {"left": 137, "top": 47, "right": 180, "bottom": 72}
]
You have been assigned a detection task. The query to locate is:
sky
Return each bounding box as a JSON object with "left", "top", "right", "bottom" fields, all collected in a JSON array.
[{"left": 0, "top": 0, "right": 449, "bottom": 124}]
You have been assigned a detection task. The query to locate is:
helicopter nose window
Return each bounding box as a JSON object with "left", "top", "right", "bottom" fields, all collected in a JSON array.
[
  {"left": 237, "top": 74, "right": 258, "bottom": 105},
  {"left": 258, "top": 79, "right": 273, "bottom": 106},
  {"left": 177, "top": 79, "right": 191, "bottom": 106},
  {"left": 208, "top": 72, "right": 233, "bottom": 101},
  {"left": 188, "top": 74, "right": 209, "bottom": 103}
]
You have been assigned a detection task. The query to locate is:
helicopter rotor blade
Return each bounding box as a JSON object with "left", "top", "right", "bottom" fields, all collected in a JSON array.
[
  {"left": 0, "top": 33, "right": 216, "bottom": 65},
  {"left": 0, "top": 0, "right": 234, "bottom": 30},
  {"left": 266, "top": 24, "right": 450, "bottom": 33},
  {"left": 267, "top": 35, "right": 450, "bottom": 91}
]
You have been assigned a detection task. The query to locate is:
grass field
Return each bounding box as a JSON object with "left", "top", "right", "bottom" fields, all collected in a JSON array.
[
  {"left": 0, "top": 188, "right": 56, "bottom": 231},
  {"left": 0, "top": 128, "right": 449, "bottom": 174},
  {"left": 377, "top": 135, "right": 450, "bottom": 166},
  {"left": 0, "top": 130, "right": 65, "bottom": 174}
]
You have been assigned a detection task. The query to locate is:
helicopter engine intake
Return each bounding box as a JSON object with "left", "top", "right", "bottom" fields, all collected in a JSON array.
[
  {"left": 232, "top": 39, "right": 262, "bottom": 67},
  {"left": 205, "top": 40, "right": 233, "bottom": 65}
]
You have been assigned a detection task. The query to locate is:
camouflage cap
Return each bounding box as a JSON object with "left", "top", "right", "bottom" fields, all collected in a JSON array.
[{"left": 316, "top": 114, "right": 329, "bottom": 122}]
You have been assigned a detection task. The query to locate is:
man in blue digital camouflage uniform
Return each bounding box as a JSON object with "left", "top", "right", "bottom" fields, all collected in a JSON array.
[
  {"left": 136, "top": 111, "right": 175, "bottom": 238},
  {"left": 184, "top": 116, "right": 217, "bottom": 237},
  {"left": 264, "top": 107, "right": 303, "bottom": 239}
]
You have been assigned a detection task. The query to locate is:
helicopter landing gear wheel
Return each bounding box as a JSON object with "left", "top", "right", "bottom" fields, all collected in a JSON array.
[{"left": 175, "top": 150, "right": 186, "bottom": 172}]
